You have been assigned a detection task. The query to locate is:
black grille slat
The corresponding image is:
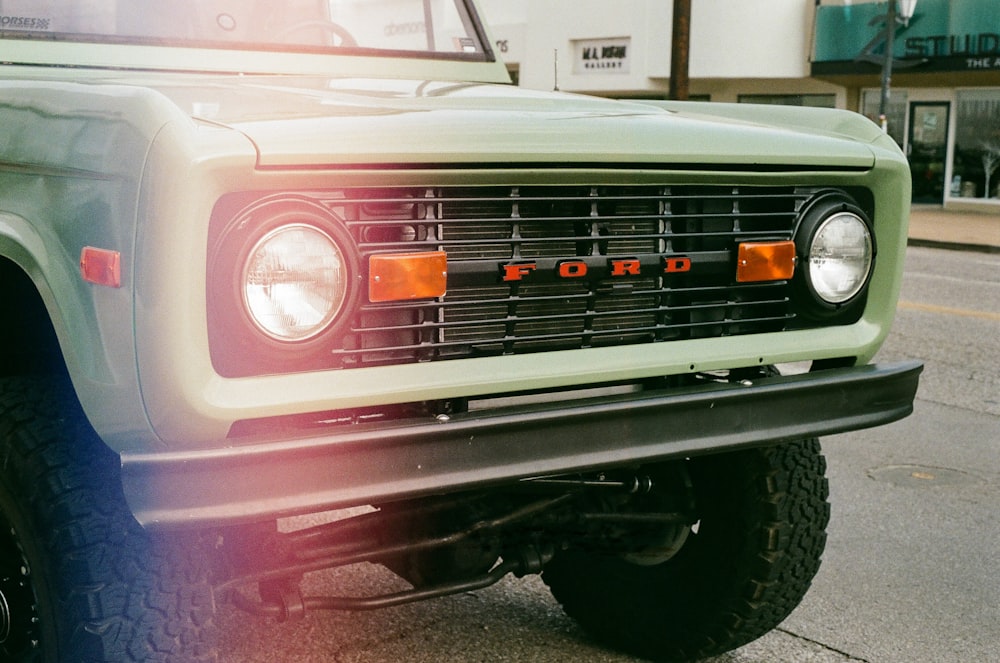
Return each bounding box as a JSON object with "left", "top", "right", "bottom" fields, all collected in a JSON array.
[
  {"left": 331, "top": 312, "right": 794, "bottom": 363},
  {"left": 316, "top": 184, "right": 811, "bottom": 368},
  {"left": 353, "top": 300, "right": 789, "bottom": 336}
]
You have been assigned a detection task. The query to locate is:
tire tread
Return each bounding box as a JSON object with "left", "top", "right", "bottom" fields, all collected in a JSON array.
[
  {"left": 0, "top": 377, "right": 217, "bottom": 663},
  {"left": 543, "top": 439, "right": 830, "bottom": 662}
]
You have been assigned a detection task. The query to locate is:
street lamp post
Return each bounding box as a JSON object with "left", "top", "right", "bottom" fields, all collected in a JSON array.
[
  {"left": 878, "top": 0, "right": 918, "bottom": 133},
  {"left": 898, "top": 0, "right": 919, "bottom": 25}
]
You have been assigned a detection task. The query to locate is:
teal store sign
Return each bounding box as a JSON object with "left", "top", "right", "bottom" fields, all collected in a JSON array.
[{"left": 813, "top": 0, "right": 1000, "bottom": 74}]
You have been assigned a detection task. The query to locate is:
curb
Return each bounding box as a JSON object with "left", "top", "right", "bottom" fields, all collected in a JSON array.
[{"left": 907, "top": 238, "right": 1000, "bottom": 254}]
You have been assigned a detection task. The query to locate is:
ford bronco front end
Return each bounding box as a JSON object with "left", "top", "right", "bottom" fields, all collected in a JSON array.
[{"left": 0, "top": 2, "right": 919, "bottom": 661}]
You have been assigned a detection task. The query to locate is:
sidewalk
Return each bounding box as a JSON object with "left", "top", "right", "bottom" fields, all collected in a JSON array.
[{"left": 907, "top": 205, "right": 1000, "bottom": 253}]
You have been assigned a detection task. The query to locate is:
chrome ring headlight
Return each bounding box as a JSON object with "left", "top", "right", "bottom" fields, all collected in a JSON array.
[
  {"left": 807, "top": 211, "right": 873, "bottom": 304},
  {"left": 792, "top": 192, "right": 876, "bottom": 324},
  {"left": 242, "top": 224, "right": 349, "bottom": 342},
  {"left": 208, "top": 196, "right": 360, "bottom": 377}
]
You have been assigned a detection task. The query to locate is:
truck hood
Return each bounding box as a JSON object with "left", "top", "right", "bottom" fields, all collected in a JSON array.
[{"left": 153, "top": 76, "right": 879, "bottom": 169}]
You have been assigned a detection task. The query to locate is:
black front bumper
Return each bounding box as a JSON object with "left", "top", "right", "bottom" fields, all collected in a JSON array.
[{"left": 122, "top": 361, "right": 921, "bottom": 529}]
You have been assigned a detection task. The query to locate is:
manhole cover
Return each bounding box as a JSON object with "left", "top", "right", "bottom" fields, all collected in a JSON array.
[{"left": 868, "top": 465, "right": 979, "bottom": 488}]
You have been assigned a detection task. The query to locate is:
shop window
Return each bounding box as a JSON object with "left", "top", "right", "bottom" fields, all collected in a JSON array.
[
  {"left": 861, "top": 89, "right": 907, "bottom": 148},
  {"left": 951, "top": 90, "right": 1000, "bottom": 201},
  {"left": 618, "top": 94, "right": 711, "bottom": 102},
  {"left": 738, "top": 94, "right": 836, "bottom": 109}
]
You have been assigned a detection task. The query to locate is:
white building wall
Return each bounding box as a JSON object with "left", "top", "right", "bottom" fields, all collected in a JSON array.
[
  {"left": 478, "top": 0, "right": 846, "bottom": 104},
  {"left": 520, "top": 0, "right": 674, "bottom": 94},
  {"left": 689, "top": 0, "right": 814, "bottom": 79},
  {"left": 477, "top": 0, "right": 529, "bottom": 66}
]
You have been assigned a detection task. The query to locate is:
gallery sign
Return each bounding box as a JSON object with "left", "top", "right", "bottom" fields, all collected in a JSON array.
[{"left": 572, "top": 38, "right": 631, "bottom": 74}]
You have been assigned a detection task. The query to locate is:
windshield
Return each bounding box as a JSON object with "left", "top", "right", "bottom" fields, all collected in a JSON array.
[{"left": 0, "top": 0, "right": 489, "bottom": 60}]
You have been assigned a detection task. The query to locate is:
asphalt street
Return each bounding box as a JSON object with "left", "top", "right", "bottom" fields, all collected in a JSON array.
[{"left": 217, "top": 244, "right": 1000, "bottom": 663}]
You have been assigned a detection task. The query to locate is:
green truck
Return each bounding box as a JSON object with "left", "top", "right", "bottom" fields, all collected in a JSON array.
[{"left": 0, "top": 1, "right": 921, "bottom": 661}]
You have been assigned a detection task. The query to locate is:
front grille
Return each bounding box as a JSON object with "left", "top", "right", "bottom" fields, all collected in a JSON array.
[{"left": 317, "top": 185, "right": 812, "bottom": 368}]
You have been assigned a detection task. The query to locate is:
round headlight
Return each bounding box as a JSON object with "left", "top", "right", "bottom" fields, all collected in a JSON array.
[
  {"left": 242, "top": 224, "right": 349, "bottom": 341},
  {"left": 807, "top": 211, "right": 873, "bottom": 304}
]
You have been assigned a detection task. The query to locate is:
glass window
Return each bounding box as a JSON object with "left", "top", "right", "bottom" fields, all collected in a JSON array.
[
  {"left": 861, "top": 89, "right": 907, "bottom": 148},
  {"left": 951, "top": 89, "right": 1000, "bottom": 201},
  {"left": 738, "top": 94, "right": 837, "bottom": 109},
  {"left": 0, "top": 0, "right": 489, "bottom": 60}
]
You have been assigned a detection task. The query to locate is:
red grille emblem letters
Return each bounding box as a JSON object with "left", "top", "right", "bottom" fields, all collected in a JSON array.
[
  {"left": 663, "top": 257, "right": 692, "bottom": 273},
  {"left": 500, "top": 257, "right": 691, "bottom": 282},
  {"left": 501, "top": 263, "right": 537, "bottom": 281}
]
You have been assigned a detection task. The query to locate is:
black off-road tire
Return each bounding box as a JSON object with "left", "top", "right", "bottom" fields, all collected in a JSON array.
[
  {"left": 543, "top": 439, "right": 830, "bottom": 662},
  {"left": 0, "top": 377, "right": 218, "bottom": 662}
]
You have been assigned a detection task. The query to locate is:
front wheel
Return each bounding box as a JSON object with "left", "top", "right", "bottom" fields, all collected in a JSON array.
[
  {"left": 0, "top": 378, "right": 217, "bottom": 662},
  {"left": 543, "top": 439, "right": 830, "bottom": 662}
]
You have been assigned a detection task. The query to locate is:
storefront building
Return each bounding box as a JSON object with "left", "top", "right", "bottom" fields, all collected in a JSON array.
[
  {"left": 479, "top": 0, "right": 1000, "bottom": 210},
  {"left": 813, "top": 0, "right": 999, "bottom": 209}
]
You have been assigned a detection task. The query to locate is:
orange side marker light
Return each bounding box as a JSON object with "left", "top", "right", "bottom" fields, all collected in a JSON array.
[
  {"left": 80, "top": 247, "right": 122, "bottom": 288},
  {"left": 369, "top": 251, "right": 447, "bottom": 303},
  {"left": 736, "top": 241, "right": 796, "bottom": 283}
]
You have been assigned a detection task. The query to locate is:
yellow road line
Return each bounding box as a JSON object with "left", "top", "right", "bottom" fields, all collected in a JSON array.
[{"left": 897, "top": 300, "right": 1000, "bottom": 322}]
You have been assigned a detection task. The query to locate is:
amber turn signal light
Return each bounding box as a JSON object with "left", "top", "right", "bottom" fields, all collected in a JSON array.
[
  {"left": 369, "top": 251, "right": 447, "bottom": 302},
  {"left": 736, "top": 241, "right": 796, "bottom": 283},
  {"left": 80, "top": 246, "right": 122, "bottom": 288}
]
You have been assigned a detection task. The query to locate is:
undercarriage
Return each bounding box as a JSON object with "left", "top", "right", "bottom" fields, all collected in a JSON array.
[{"left": 216, "top": 465, "right": 696, "bottom": 621}]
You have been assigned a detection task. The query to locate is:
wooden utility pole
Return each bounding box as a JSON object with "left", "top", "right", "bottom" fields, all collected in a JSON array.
[{"left": 669, "top": 0, "right": 691, "bottom": 100}]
